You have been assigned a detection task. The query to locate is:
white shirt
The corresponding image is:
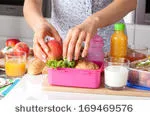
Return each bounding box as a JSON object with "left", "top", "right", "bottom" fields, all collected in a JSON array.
[{"left": 50, "top": 0, "right": 124, "bottom": 52}]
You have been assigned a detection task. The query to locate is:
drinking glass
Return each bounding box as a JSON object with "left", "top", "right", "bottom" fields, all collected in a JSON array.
[
  {"left": 104, "top": 57, "right": 129, "bottom": 90},
  {"left": 5, "top": 51, "right": 27, "bottom": 78}
]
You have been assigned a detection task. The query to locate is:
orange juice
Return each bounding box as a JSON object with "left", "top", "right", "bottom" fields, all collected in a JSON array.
[
  {"left": 110, "top": 23, "right": 128, "bottom": 58},
  {"left": 5, "top": 51, "right": 27, "bottom": 78},
  {"left": 5, "top": 60, "right": 26, "bottom": 77}
]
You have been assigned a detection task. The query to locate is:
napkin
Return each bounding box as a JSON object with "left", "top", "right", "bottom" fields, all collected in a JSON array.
[{"left": 0, "top": 78, "right": 20, "bottom": 97}]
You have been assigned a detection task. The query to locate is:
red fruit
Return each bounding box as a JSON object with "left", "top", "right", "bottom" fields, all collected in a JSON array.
[
  {"left": 128, "top": 70, "right": 139, "bottom": 83},
  {"left": 6, "top": 38, "right": 20, "bottom": 47},
  {"left": 13, "top": 51, "right": 26, "bottom": 57},
  {"left": 14, "top": 42, "right": 30, "bottom": 57},
  {"left": 139, "top": 72, "right": 149, "bottom": 82},
  {"left": 139, "top": 81, "right": 146, "bottom": 86},
  {"left": 47, "top": 40, "right": 62, "bottom": 60},
  {"left": 7, "top": 51, "right": 26, "bottom": 58},
  {"left": 146, "top": 80, "right": 150, "bottom": 87}
]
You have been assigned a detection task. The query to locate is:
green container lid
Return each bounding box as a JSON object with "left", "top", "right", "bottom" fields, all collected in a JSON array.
[{"left": 114, "top": 23, "right": 125, "bottom": 31}]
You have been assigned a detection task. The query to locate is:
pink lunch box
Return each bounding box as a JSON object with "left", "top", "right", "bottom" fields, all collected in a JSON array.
[{"left": 48, "top": 62, "right": 104, "bottom": 89}]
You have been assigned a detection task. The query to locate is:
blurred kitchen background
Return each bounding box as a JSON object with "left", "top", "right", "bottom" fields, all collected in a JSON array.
[{"left": 0, "top": 0, "right": 150, "bottom": 48}]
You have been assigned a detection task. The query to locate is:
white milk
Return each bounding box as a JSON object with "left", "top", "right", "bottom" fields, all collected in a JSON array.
[{"left": 104, "top": 66, "right": 129, "bottom": 88}]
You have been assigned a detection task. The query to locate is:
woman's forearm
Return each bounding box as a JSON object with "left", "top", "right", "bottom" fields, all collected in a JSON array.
[
  {"left": 91, "top": 0, "right": 137, "bottom": 28},
  {"left": 23, "top": 0, "right": 46, "bottom": 32}
]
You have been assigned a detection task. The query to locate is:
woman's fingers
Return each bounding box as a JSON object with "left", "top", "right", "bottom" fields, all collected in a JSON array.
[
  {"left": 48, "top": 23, "right": 62, "bottom": 45},
  {"left": 34, "top": 31, "right": 50, "bottom": 55},
  {"left": 82, "top": 33, "right": 91, "bottom": 58},
  {"left": 38, "top": 37, "right": 49, "bottom": 54},
  {"left": 33, "top": 22, "right": 63, "bottom": 63},
  {"left": 63, "top": 29, "right": 72, "bottom": 59},
  {"left": 33, "top": 41, "right": 47, "bottom": 62},
  {"left": 74, "top": 31, "right": 86, "bottom": 60},
  {"left": 63, "top": 28, "right": 90, "bottom": 61},
  {"left": 51, "top": 29, "right": 62, "bottom": 45},
  {"left": 67, "top": 29, "right": 80, "bottom": 61}
]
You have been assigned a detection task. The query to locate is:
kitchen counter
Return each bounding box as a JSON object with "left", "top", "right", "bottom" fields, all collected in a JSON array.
[{"left": 2, "top": 74, "right": 150, "bottom": 100}]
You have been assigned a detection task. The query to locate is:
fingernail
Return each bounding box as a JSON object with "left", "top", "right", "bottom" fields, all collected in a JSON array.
[
  {"left": 82, "top": 53, "right": 85, "bottom": 58},
  {"left": 74, "top": 57, "right": 77, "bottom": 60},
  {"left": 63, "top": 56, "right": 66, "bottom": 60},
  {"left": 45, "top": 48, "right": 49, "bottom": 53},
  {"left": 42, "top": 55, "right": 46, "bottom": 59},
  {"left": 42, "top": 59, "right": 46, "bottom": 63},
  {"left": 68, "top": 57, "right": 72, "bottom": 61}
]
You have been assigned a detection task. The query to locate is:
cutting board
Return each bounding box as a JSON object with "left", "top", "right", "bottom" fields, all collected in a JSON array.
[{"left": 42, "top": 76, "right": 150, "bottom": 97}]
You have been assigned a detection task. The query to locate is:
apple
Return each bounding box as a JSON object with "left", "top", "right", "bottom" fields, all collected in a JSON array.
[
  {"left": 139, "top": 72, "right": 149, "bottom": 82},
  {"left": 6, "top": 38, "right": 20, "bottom": 47},
  {"left": 146, "top": 80, "right": 150, "bottom": 87},
  {"left": 47, "top": 40, "right": 62, "bottom": 60},
  {"left": 13, "top": 51, "right": 26, "bottom": 57},
  {"left": 128, "top": 70, "right": 139, "bottom": 83},
  {"left": 14, "top": 42, "right": 30, "bottom": 56}
]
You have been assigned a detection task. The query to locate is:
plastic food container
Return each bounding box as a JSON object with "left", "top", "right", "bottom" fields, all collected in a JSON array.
[
  {"left": 127, "top": 45, "right": 148, "bottom": 62},
  {"left": 48, "top": 62, "right": 103, "bottom": 88},
  {"left": 128, "top": 59, "right": 150, "bottom": 90},
  {"left": 87, "top": 35, "right": 104, "bottom": 63}
]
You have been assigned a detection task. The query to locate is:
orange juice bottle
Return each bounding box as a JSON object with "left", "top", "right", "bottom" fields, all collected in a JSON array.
[{"left": 110, "top": 23, "right": 128, "bottom": 58}]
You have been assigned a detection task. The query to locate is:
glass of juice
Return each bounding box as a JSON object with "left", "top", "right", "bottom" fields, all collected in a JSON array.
[{"left": 5, "top": 51, "right": 27, "bottom": 78}]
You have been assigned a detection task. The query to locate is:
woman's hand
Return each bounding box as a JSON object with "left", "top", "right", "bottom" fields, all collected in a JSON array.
[
  {"left": 33, "top": 20, "right": 62, "bottom": 62},
  {"left": 63, "top": 16, "right": 99, "bottom": 61}
]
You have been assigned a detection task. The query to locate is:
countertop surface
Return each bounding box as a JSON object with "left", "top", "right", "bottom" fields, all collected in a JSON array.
[{"left": 2, "top": 74, "right": 150, "bottom": 100}]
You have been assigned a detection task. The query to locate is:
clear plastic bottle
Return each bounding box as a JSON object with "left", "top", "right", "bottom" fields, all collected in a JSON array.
[{"left": 110, "top": 23, "right": 128, "bottom": 58}]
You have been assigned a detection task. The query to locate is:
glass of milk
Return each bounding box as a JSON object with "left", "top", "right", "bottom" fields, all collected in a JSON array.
[{"left": 104, "top": 57, "right": 129, "bottom": 90}]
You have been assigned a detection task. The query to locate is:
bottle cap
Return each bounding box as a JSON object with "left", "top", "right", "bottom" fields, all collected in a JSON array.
[{"left": 114, "top": 23, "right": 125, "bottom": 31}]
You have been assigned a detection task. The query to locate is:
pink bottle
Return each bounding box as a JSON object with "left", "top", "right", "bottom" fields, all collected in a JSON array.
[{"left": 86, "top": 34, "right": 104, "bottom": 63}]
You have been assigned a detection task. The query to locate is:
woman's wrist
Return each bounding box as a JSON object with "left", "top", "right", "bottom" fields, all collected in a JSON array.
[
  {"left": 85, "top": 15, "right": 100, "bottom": 29},
  {"left": 33, "top": 18, "right": 49, "bottom": 32}
]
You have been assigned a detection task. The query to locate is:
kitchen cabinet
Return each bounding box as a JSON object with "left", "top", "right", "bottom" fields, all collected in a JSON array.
[
  {"left": 0, "top": 15, "right": 33, "bottom": 39},
  {"left": 126, "top": 24, "right": 150, "bottom": 48},
  {"left": 0, "top": 15, "right": 33, "bottom": 48},
  {"left": 134, "top": 25, "right": 150, "bottom": 48}
]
